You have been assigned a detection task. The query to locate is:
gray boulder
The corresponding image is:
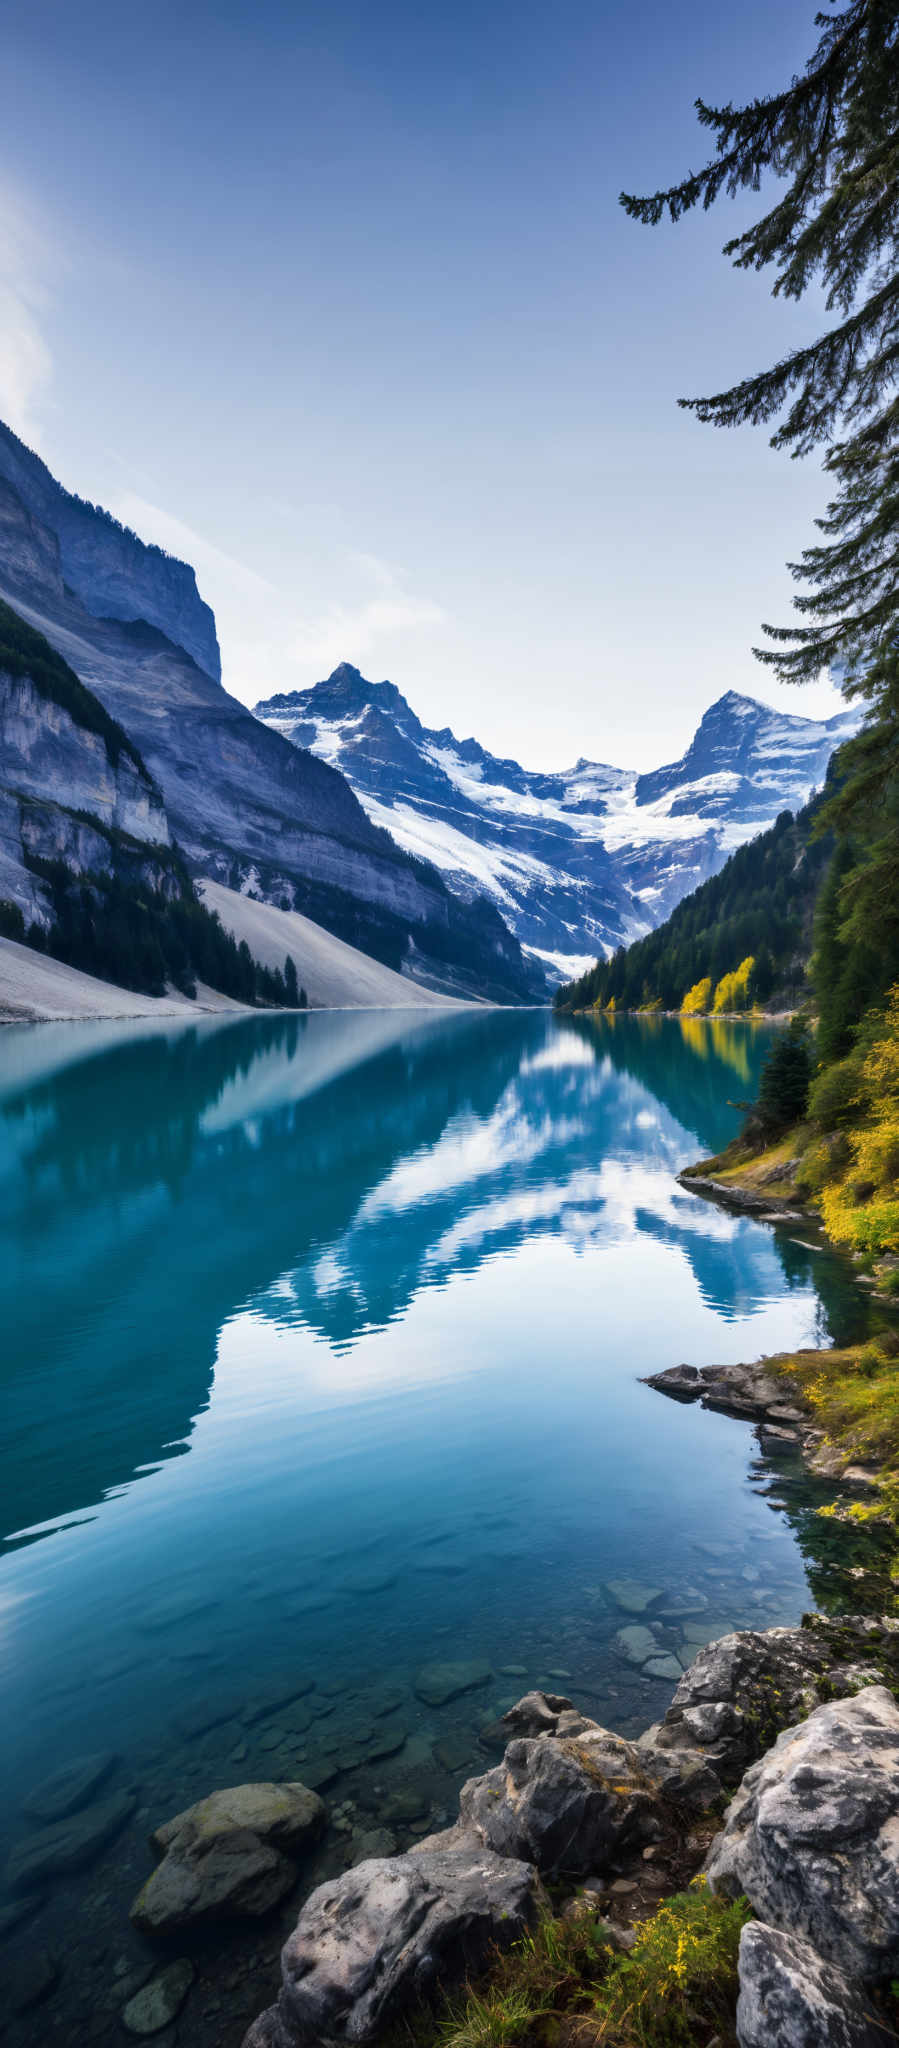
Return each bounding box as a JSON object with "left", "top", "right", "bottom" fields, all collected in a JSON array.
[
  {"left": 736, "top": 1923, "right": 887, "bottom": 2048},
  {"left": 131, "top": 1782, "right": 326, "bottom": 1936},
  {"left": 458, "top": 1727, "right": 659, "bottom": 1873},
  {"left": 499, "top": 1690, "right": 596, "bottom": 1739},
  {"left": 708, "top": 1686, "right": 899, "bottom": 1983},
  {"left": 651, "top": 1618, "right": 897, "bottom": 1781},
  {"left": 242, "top": 1841, "right": 538, "bottom": 2047}
]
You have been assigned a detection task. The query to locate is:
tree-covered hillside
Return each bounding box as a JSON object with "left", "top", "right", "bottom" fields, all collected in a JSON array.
[{"left": 555, "top": 790, "right": 830, "bottom": 1014}]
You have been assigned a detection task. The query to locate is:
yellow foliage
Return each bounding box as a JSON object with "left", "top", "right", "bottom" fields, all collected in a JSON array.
[
  {"left": 813, "top": 986, "right": 899, "bottom": 1259},
  {"left": 680, "top": 976, "right": 712, "bottom": 1014},
  {"left": 711, "top": 955, "right": 755, "bottom": 1014}
]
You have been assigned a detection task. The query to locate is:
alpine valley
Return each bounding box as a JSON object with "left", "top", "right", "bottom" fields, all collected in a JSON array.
[{"left": 254, "top": 666, "right": 857, "bottom": 983}]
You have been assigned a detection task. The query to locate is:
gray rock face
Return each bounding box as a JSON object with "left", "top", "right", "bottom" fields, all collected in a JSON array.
[
  {"left": 131, "top": 1782, "right": 326, "bottom": 1935},
  {"left": 6, "top": 1790, "right": 137, "bottom": 1893},
  {"left": 0, "top": 421, "right": 220, "bottom": 679},
  {"left": 736, "top": 1923, "right": 887, "bottom": 2048},
  {"left": 708, "top": 1687, "right": 899, "bottom": 1983},
  {"left": 242, "top": 1842, "right": 538, "bottom": 2048},
  {"left": 0, "top": 473, "right": 542, "bottom": 1001},
  {"left": 650, "top": 1618, "right": 898, "bottom": 1782},
  {"left": 458, "top": 1729, "right": 659, "bottom": 1873}
]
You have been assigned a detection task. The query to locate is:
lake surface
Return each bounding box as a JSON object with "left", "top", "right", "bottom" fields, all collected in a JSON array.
[{"left": 0, "top": 1008, "right": 869, "bottom": 2041}]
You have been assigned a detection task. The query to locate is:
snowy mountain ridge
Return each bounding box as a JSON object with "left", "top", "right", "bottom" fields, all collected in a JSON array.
[{"left": 254, "top": 667, "right": 858, "bottom": 982}]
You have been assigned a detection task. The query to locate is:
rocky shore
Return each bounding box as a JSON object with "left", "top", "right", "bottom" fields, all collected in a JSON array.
[{"left": 232, "top": 1614, "right": 899, "bottom": 2048}]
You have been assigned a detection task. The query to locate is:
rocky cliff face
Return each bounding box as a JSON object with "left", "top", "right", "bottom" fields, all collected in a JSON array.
[
  {"left": 254, "top": 666, "right": 858, "bottom": 983},
  {"left": 0, "top": 422, "right": 221, "bottom": 681},
  {"left": 0, "top": 645, "right": 172, "bottom": 925},
  {"left": 0, "top": 430, "right": 542, "bottom": 1003}
]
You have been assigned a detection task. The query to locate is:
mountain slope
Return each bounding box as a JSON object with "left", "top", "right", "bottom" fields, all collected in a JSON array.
[
  {"left": 0, "top": 431, "right": 542, "bottom": 1003},
  {"left": 254, "top": 665, "right": 856, "bottom": 982},
  {"left": 554, "top": 786, "right": 832, "bottom": 1014}
]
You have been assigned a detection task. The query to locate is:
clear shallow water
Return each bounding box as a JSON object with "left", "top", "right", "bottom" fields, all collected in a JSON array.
[{"left": 0, "top": 1009, "right": 868, "bottom": 2040}]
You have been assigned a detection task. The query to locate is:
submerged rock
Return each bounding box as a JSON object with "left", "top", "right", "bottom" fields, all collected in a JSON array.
[
  {"left": 736, "top": 1922, "right": 886, "bottom": 2048},
  {"left": 242, "top": 1841, "right": 538, "bottom": 2047},
  {"left": 707, "top": 1686, "right": 899, "bottom": 1983},
  {"left": 23, "top": 1751, "right": 116, "bottom": 1823},
  {"left": 122, "top": 1959, "right": 194, "bottom": 2036},
  {"left": 131, "top": 1782, "right": 326, "bottom": 1935},
  {"left": 604, "top": 1579, "right": 663, "bottom": 1615},
  {"left": 6, "top": 1790, "right": 137, "bottom": 1894},
  {"left": 413, "top": 1658, "right": 493, "bottom": 1707}
]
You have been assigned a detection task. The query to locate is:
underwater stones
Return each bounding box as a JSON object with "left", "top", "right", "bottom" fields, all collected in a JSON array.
[
  {"left": 370, "top": 1686, "right": 407, "bottom": 1718},
  {"left": 131, "top": 1782, "right": 327, "bottom": 1935},
  {"left": 122, "top": 1959, "right": 194, "bottom": 2036},
  {"left": 380, "top": 1786, "right": 430, "bottom": 1824},
  {"left": 736, "top": 1923, "right": 886, "bottom": 2048},
  {"left": 364, "top": 1721, "right": 408, "bottom": 1763},
  {"left": 350, "top": 1826, "right": 398, "bottom": 1863},
  {"left": 459, "top": 1727, "right": 659, "bottom": 1874},
  {"left": 604, "top": 1579, "right": 663, "bottom": 1614},
  {"left": 242, "top": 1680, "right": 316, "bottom": 1726},
  {"left": 613, "top": 1624, "right": 658, "bottom": 1667},
  {"left": 23, "top": 1751, "right": 117, "bottom": 1823},
  {"left": 433, "top": 1732, "right": 476, "bottom": 1773},
  {"left": 242, "top": 1842, "right": 538, "bottom": 2047},
  {"left": 9, "top": 1948, "right": 60, "bottom": 2013},
  {"left": 413, "top": 1658, "right": 492, "bottom": 1708},
  {"left": 643, "top": 1655, "right": 684, "bottom": 1683},
  {"left": 6, "top": 1790, "right": 137, "bottom": 1894},
  {"left": 707, "top": 1686, "right": 899, "bottom": 1983}
]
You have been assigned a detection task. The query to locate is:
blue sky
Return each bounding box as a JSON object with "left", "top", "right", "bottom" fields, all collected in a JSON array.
[{"left": 1, "top": 0, "right": 844, "bottom": 766}]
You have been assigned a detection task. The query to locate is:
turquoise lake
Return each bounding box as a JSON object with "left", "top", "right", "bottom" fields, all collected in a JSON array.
[{"left": 0, "top": 1008, "right": 869, "bottom": 2041}]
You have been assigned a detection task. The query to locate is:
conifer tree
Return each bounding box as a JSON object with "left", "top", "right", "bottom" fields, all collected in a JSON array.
[{"left": 621, "top": 4, "right": 899, "bottom": 734}]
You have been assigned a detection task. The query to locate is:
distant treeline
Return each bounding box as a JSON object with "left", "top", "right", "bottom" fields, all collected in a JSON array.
[
  {"left": 1, "top": 849, "right": 307, "bottom": 1009},
  {"left": 555, "top": 795, "right": 830, "bottom": 1014}
]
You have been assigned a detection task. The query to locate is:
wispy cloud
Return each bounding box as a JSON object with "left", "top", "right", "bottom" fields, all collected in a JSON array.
[
  {"left": 0, "top": 183, "right": 54, "bottom": 449},
  {"left": 107, "top": 497, "right": 446, "bottom": 700}
]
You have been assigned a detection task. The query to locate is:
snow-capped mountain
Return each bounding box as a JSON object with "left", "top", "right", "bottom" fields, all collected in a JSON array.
[{"left": 254, "top": 667, "right": 858, "bottom": 983}]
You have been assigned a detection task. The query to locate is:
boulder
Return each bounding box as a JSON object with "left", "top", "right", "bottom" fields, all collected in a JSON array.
[
  {"left": 242, "top": 1841, "right": 538, "bottom": 2047},
  {"left": 736, "top": 1923, "right": 886, "bottom": 2048},
  {"left": 23, "top": 1751, "right": 116, "bottom": 1822},
  {"left": 707, "top": 1687, "right": 899, "bottom": 1983},
  {"left": 131, "top": 1782, "right": 326, "bottom": 1936},
  {"left": 6, "top": 1790, "right": 137, "bottom": 1894},
  {"left": 499, "top": 1691, "right": 595, "bottom": 1740},
  {"left": 650, "top": 1618, "right": 897, "bottom": 1782},
  {"left": 458, "top": 1728, "right": 659, "bottom": 1873},
  {"left": 413, "top": 1659, "right": 492, "bottom": 1707}
]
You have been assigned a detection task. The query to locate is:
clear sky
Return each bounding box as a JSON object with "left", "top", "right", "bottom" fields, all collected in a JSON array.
[{"left": 1, "top": 0, "right": 845, "bottom": 769}]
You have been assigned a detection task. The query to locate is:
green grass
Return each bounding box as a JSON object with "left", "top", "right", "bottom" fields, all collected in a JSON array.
[{"left": 416, "top": 1885, "right": 751, "bottom": 2048}]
